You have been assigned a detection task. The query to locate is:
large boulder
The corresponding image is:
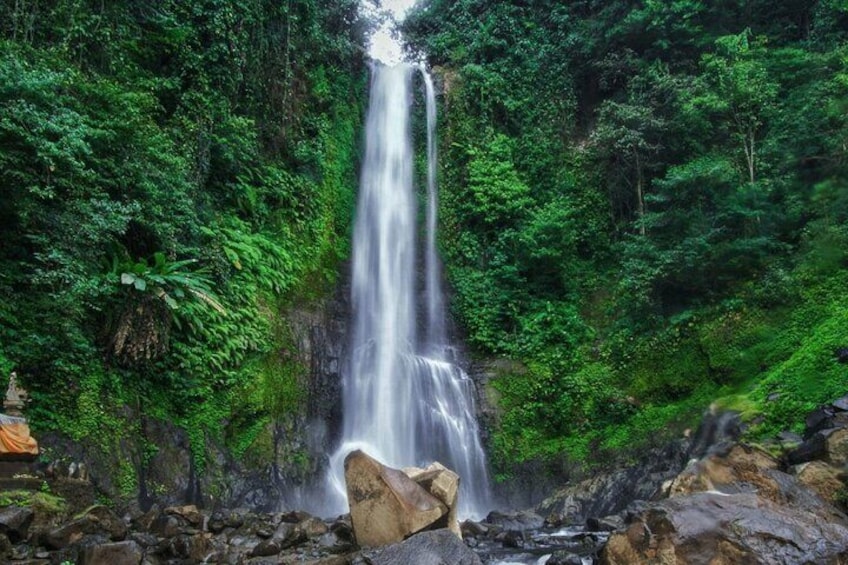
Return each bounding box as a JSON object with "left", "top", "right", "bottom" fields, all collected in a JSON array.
[
  {"left": 361, "top": 529, "right": 483, "bottom": 565},
  {"left": 603, "top": 438, "right": 848, "bottom": 564},
  {"left": 601, "top": 491, "right": 848, "bottom": 564},
  {"left": 344, "top": 450, "right": 449, "bottom": 547},
  {"left": 664, "top": 443, "right": 779, "bottom": 498}
]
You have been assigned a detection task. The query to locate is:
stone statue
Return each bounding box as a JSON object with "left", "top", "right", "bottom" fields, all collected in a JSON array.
[
  {"left": 3, "top": 372, "right": 27, "bottom": 417},
  {"left": 0, "top": 373, "right": 39, "bottom": 458}
]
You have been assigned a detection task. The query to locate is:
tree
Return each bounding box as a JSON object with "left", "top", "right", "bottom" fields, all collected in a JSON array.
[
  {"left": 591, "top": 85, "right": 667, "bottom": 236},
  {"left": 692, "top": 31, "right": 778, "bottom": 184}
]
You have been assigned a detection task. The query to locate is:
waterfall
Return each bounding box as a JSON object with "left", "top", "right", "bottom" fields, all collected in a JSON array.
[
  {"left": 423, "top": 70, "right": 445, "bottom": 350},
  {"left": 324, "top": 63, "right": 490, "bottom": 519}
]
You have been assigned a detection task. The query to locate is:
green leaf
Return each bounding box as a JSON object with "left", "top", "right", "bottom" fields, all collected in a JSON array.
[{"left": 120, "top": 273, "right": 136, "bottom": 286}]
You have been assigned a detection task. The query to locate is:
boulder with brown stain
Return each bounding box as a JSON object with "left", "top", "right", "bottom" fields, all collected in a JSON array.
[
  {"left": 794, "top": 460, "right": 845, "bottom": 507},
  {"left": 344, "top": 450, "right": 448, "bottom": 547},
  {"left": 604, "top": 442, "right": 848, "bottom": 564},
  {"left": 602, "top": 491, "right": 848, "bottom": 564}
]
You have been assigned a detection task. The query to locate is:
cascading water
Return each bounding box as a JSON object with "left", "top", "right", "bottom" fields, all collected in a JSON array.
[{"left": 325, "top": 63, "right": 490, "bottom": 519}]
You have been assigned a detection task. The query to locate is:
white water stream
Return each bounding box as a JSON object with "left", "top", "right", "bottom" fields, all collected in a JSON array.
[{"left": 324, "top": 63, "right": 490, "bottom": 519}]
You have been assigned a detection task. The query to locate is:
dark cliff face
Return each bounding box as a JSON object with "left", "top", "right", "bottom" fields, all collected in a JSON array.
[{"left": 300, "top": 264, "right": 351, "bottom": 471}]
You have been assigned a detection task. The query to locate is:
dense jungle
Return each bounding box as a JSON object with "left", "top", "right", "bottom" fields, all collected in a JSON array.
[{"left": 1, "top": 0, "right": 847, "bottom": 540}]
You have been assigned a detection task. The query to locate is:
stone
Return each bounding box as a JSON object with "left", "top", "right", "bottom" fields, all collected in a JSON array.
[
  {"left": 666, "top": 443, "right": 779, "bottom": 498},
  {"left": 0, "top": 533, "right": 11, "bottom": 558},
  {"left": 787, "top": 430, "right": 829, "bottom": 465},
  {"left": 250, "top": 538, "right": 282, "bottom": 557},
  {"left": 360, "top": 529, "right": 483, "bottom": 565},
  {"left": 299, "top": 516, "right": 329, "bottom": 538},
  {"left": 602, "top": 432, "right": 848, "bottom": 565},
  {"left": 10, "top": 542, "right": 31, "bottom": 560},
  {"left": 128, "top": 532, "right": 158, "bottom": 550},
  {"left": 794, "top": 460, "right": 845, "bottom": 505},
  {"left": 3, "top": 373, "right": 28, "bottom": 417},
  {"left": 164, "top": 504, "right": 203, "bottom": 528},
  {"left": 208, "top": 510, "right": 226, "bottom": 534},
  {"left": 600, "top": 491, "right": 848, "bottom": 565},
  {"left": 344, "top": 450, "right": 448, "bottom": 547},
  {"left": 134, "top": 504, "right": 160, "bottom": 533},
  {"left": 274, "top": 521, "right": 307, "bottom": 549},
  {"left": 45, "top": 505, "right": 126, "bottom": 549},
  {"left": 459, "top": 519, "right": 488, "bottom": 539},
  {"left": 164, "top": 532, "right": 214, "bottom": 561},
  {"left": 586, "top": 514, "right": 624, "bottom": 533},
  {"left": 484, "top": 510, "right": 545, "bottom": 531},
  {"left": 329, "top": 518, "right": 354, "bottom": 539},
  {"left": 404, "top": 462, "right": 461, "bottom": 537},
  {"left": 777, "top": 430, "right": 803, "bottom": 445},
  {"left": 833, "top": 394, "right": 848, "bottom": 411},
  {"left": 0, "top": 506, "right": 34, "bottom": 543},
  {"left": 547, "top": 552, "right": 585, "bottom": 565},
  {"left": 317, "top": 529, "right": 355, "bottom": 554},
  {"left": 223, "top": 509, "right": 246, "bottom": 529},
  {"left": 149, "top": 514, "right": 182, "bottom": 538},
  {"left": 80, "top": 540, "right": 143, "bottom": 565},
  {"left": 500, "top": 530, "right": 526, "bottom": 548},
  {"left": 825, "top": 427, "right": 848, "bottom": 466},
  {"left": 280, "top": 510, "right": 312, "bottom": 523},
  {"left": 805, "top": 406, "right": 836, "bottom": 438}
]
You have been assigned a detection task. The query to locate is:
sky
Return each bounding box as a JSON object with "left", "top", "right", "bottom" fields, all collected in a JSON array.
[{"left": 363, "top": 0, "right": 420, "bottom": 65}]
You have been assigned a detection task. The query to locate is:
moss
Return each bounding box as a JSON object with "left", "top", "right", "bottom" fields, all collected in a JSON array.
[{"left": 0, "top": 490, "right": 67, "bottom": 514}]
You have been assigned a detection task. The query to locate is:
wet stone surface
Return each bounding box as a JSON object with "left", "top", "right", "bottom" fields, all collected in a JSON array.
[{"left": 468, "top": 523, "right": 607, "bottom": 565}]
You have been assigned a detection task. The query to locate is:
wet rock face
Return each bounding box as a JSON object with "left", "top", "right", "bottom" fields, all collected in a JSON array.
[
  {"left": 537, "top": 439, "right": 690, "bottom": 525},
  {"left": 302, "top": 270, "right": 350, "bottom": 452},
  {"left": 535, "top": 410, "right": 744, "bottom": 528}
]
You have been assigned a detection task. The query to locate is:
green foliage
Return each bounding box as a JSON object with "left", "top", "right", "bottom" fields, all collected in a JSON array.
[
  {"left": 464, "top": 135, "right": 532, "bottom": 228},
  {"left": 0, "top": 0, "right": 367, "bottom": 494},
  {"left": 407, "top": 0, "right": 848, "bottom": 473}
]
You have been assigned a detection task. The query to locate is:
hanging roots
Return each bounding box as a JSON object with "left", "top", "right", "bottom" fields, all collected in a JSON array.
[{"left": 108, "top": 295, "right": 172, "bottom": 365}]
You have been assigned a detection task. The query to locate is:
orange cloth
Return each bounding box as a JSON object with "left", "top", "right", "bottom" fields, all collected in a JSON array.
[{"left": 0, "top": 422, "right": 39, "bottom": 455}]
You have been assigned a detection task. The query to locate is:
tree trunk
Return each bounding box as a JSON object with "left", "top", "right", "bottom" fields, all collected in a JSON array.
[
  {"left": 743, "top": 128, "right": 756, "bottom": 184},
  {"left": 635, "top": 148, "right": 646, "bottom": 236}
]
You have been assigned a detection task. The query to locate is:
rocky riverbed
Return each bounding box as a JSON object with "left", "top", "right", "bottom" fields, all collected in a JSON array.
[
  {"left": 3, "top": 398, "right": 848, "bottom": 564},
  {"left": 0, "top": 497, "right": 606, "bottom": 564}
]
